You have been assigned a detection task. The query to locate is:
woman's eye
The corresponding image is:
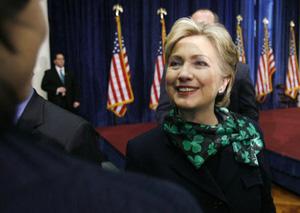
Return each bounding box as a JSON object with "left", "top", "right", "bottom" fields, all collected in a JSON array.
[
  {"left": 169, "top": 60, "right": 181, "bottom": 68},
  {"left": 194, "top": 61, "right": 208, "bottom": 67}
]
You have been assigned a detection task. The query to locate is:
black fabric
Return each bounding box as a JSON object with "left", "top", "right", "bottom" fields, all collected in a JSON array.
[
  {"left": 0, "top": 79, "right": 17, "bottom": 131},
  {"left": 229, "top": 63, "right": 258, "bottom": 121},
  {"left": 126, "top": 122, "right": 275, "bottom": 213},
  {"left": 17, "top": 91, "right": 102, "bottom": 163},
  {"left": 41, "top": 68, "right": 79, "bottom": 112},
  {"left": 0, "top": 128, "right": 203, "bottom": 213},
  {"left": 156, "top": 62, "right": 258, "bottom": 123}
]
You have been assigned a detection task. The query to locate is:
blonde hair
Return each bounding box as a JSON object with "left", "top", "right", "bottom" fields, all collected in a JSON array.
[{"left": 165, "top": 18, "right": 238, "bottom": 107}]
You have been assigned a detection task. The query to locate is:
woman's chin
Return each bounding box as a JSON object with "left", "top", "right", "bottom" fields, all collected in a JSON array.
[{"left": 174, "top": 102, "right": 196, "bottom": 111}]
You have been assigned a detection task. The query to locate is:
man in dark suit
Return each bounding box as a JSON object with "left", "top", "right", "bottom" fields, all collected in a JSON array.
[
  {"left": 156, "top": 9, "right": 258, "bottom": 123},
  {"left": 1, "top": 83, "right": 202, "bottom": 213},
  {"left": 0, "top": 1, "right": 203, "bottom": 212},
  {"left": 1, "top": 127, "right": 202, "bottom": 213},
  {"left": 17, "top": 89, "right": 103, "bottom": 164},
  {"left": 42, "top": 53, "right": 80, "bottom": 112}
]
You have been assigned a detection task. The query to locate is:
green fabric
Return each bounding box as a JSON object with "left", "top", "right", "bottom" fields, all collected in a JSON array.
[{"left": 163, "top": 107, "right": 264, "bottom": 169}]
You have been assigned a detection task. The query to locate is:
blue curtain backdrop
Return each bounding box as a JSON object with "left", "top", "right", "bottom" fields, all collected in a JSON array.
[
  {"left": 256, "top": 0, "right": 299, "bottom": 109},
  {"left": 47, "top": 0, "right": 299, "bottom": 127}
]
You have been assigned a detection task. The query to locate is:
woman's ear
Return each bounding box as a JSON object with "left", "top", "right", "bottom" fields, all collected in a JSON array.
[{"left": 218, "top": 77, "right": 230, "bottom": 93}]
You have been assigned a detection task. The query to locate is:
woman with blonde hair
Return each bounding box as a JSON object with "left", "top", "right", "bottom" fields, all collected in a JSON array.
[{"left": 127, "top": 18, "right": 275, "bottom": 213}]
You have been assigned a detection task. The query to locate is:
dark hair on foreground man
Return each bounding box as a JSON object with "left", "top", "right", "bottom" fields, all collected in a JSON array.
[{"left": 0, "top": 0, "right": 202, "bottom": 212}]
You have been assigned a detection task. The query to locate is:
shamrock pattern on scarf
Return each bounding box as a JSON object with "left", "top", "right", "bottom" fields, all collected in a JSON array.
[{"left": 163, "top": 107, "right": 264, "bottom": 169}]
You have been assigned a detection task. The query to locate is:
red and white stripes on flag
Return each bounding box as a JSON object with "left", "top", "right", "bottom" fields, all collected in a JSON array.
[
  {"left": 149, "top": 18, "right": 166, "bottom": 110},
  {"left": 149, "top": 42, "right": 164, "bottom": 109},
  {"left": 285, "top": 22, "right": 300, "bottom": 99},
  {"left": 255, "top": 19, "right": 276, "bottom": 102},
  {"left": 107, "top": 16, "right": 134, "bottom": 117}
]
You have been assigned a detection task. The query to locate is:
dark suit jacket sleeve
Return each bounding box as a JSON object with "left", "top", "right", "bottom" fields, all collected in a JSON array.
[
  {"left": 41, "top": 70, "right": 59, "bottom": 94},
  {"left": 69, "top": 122, "right": 103, "bottom": 163},
  {"left": 156, "top": 69, "right": 172, "bottom": 124},
  {"left": 126, "top": 132, "right": 160, "bottom": 176},
  {"left": 236, "top": 64, "right": 259, "bottom": 121}
]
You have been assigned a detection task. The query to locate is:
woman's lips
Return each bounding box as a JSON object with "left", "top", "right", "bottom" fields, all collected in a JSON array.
[{"left": 176, "top": 86, "right": 199, "bottom": 96}]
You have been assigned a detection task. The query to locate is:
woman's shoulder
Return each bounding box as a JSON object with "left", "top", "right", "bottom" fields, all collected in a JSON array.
[
  {"left": 131, "top": 125, "right": 164, "bottom": 139},
  {"left": 128, "top": 126, "right": 167, "bottom": 147}
]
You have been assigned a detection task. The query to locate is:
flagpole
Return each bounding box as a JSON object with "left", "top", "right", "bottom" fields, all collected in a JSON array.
[
  {"left": 236, "top": 15, "right": 246, "bottom": 64},
  {"left": 157, "top": 8, "right": 167, "bottom": 62},
  {"left": 149, "top": 8, "right": 167, "bottom": 110},
  {"left": 112, "top": 4, "right": 134, "bottom": 106},
  {"left": 113, "top": 5, "right": 125, "bottom": 61},
  {"left": 107, "top": 4, "right": 134, "bottom": 121},
  {"left": 256, "top": 17, "right": 276, "bottom": 103},
  {"left": 284, "top": 21, "right": 300, "bottom": 105},
  {"left": 111, "top": 4, "right": 124, "bottom": 125}
]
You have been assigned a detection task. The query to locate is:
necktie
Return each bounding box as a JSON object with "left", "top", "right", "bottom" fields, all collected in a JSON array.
[{"left": 59, "top": 69, "right": 65, "bottom": 84}]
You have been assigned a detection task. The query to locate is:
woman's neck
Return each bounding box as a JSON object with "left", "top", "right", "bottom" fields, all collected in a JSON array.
[{"left": 179, "top": 106, "right": 218, "bottom": 125}]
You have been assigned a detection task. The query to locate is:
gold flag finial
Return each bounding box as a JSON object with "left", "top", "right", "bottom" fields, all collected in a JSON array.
[
  {"left": 290, "top": 21, "right": 295, "bottom": 27},
  {"left": 237, "top": 15, "right": 243, "bottom": 25},
  {"left": 113, "top": 4, "right": 123, "bottom": 17},
  {"left": 157, "top": 8, "right": 167, "bottom": 20},
  {"left": 263, "top": 18, "right": 269, "bottom": 25}
]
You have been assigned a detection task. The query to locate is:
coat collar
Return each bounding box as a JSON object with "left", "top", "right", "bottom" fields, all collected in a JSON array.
[
  {"left": 166, "top": 138, "right": 261, "bottom": 203},
  {"left": 17, "top": 91, "right": 44, "bottom": 131},
  {"left": 166, "top": 144, "right": 226, "bottom": 202}
]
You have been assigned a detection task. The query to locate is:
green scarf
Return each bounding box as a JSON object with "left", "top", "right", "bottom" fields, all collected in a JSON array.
[{"left": 163, "top": 107, "right": 264, "bottom": 169}]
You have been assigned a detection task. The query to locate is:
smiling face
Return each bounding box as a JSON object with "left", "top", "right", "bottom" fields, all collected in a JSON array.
[{"left": 166, "top": 35, "right": 229, "bottom": 116}]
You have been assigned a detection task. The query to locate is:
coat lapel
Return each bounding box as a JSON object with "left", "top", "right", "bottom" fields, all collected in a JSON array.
[
  {"left": 216, "top": 147, "right": 240, "bottom": 191},
  {"left": 216, "top": 146, "right": 262, "bottom": 192},
  {"left": 17, "top": 91, "right": 44, "bottom": 132},
  {"left": 52, "top": 68, "right": 65, "bottom": 85},
  {"left": 166, "top": 141, "right": 227, "bottom": 203}
]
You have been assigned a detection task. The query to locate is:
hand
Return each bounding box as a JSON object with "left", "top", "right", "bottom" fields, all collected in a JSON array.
[
  {"left": 73, "top": 101, "right": 80, "bottom": 108},
  {"left": 56, "top": 87, "right": 66, "bottom": 96}
]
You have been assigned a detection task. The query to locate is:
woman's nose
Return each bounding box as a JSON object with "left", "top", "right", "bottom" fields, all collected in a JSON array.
[{"left": 178, "top": 64, "right": 192, "bottom": 81}]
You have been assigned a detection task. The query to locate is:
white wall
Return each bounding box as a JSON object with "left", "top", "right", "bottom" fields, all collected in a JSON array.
[{"left": 32, "top": 0, "right": 50, "bottom": 98}]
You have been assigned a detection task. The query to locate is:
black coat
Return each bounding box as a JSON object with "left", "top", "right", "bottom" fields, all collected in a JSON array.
[
  {"left": 41, "top": 68, "right": 79, "bottom": 110},
  {"left": 0, "top": 129, "right": 203, "bottom": 213},
  {"left": 156, "top": 62, "right": 259, "bottom": 123},
  {"left": 126, "top": 126, "right": 275, "bottom": 213},
  {"left": 17, "top": 91, "right": 102, "bottom": 163}
]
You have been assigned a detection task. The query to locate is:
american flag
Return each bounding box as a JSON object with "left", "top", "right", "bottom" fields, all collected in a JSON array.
[
  {"left": 235, "top": 20, "right": 246, "bottom": 63},
  {"left": 149, "top": 41, "right": 165, "bottom": 109},
  {"left": 285, "top": 22, "right": 300, "bottom": 99},
  {"left": 149, "top": 17, "right": 166, "bottom": 110},
  {"left": 255, "top": 19, "right": 276, "bottom": 102},
  {"left": 107, "top": 30, "right": 134, "bottom": 117}
]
